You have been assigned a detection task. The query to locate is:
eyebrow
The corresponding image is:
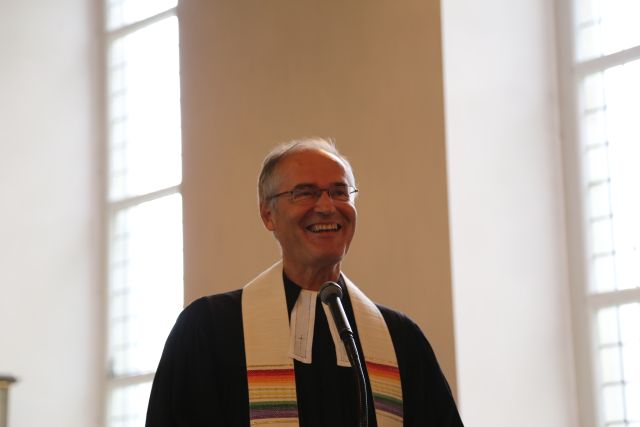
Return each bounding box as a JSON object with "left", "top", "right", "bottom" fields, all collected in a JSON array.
[{"left": 292, "top": 182, "right": 348, "bottom": 189}]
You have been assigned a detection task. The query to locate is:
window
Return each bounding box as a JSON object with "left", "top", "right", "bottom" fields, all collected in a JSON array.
[
  {"left": 103, "top": 1, "right": 183, "bottom": 426},
  {"left": 561, "top": 0, "right": 640, "bottom": 426}
]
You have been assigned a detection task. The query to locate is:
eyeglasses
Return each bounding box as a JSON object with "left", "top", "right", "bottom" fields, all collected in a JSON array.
[{"left": 267, "top": 184, "right": 358, "bottom": 204}]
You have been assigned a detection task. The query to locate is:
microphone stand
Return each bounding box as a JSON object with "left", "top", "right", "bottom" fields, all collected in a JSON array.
[{"left": 319, "top": 282, "right": 369, "bottom": 427}]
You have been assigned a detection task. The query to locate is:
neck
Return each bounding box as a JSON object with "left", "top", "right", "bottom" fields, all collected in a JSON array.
[{"left": 282, "top": 260, "right": 341, "bottom": 291}]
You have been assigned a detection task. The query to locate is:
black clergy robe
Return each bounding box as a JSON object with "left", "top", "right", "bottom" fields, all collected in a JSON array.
[{"left": 146, "top": 275, "right": 463, "bottom": 426}]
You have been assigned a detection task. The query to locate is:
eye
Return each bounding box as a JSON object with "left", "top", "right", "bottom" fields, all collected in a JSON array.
[
  {"left": 292, "top": 188, "right": 316, "bottom": 200},
  {"left": 330, "top": 186, "right": 350, "bottom": 200}
]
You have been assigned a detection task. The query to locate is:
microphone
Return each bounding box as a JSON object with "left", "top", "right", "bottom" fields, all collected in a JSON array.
[
  {"left": 319, "top": 281, "right": 369, "bottom": 427},
  {"left": 319, "top": 281, "right": 353, "bottom": 340}
]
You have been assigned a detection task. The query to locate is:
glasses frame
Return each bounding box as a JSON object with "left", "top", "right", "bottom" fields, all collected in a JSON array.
[{"left": 267, "top": 185, "right": 359, "bottom": 204}]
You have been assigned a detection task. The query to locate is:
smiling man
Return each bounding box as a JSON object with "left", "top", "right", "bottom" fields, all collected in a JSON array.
[
  {"left": 259, "top": 146, "right": 357, "bottom": 290},
  {"left": 146, "top": 138, "right": 463, "bottom": 426}
]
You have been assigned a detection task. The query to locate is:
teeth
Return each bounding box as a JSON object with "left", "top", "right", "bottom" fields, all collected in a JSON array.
[{"left": 309, "top": 223, "right": 339, "bottom": 232}]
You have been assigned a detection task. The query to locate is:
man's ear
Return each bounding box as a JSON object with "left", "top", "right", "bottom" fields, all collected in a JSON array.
[{"left": 260, "top": 201, "right": 275, "bottom": 231}]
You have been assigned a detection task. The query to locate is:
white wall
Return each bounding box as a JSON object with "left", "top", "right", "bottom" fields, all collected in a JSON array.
[
  {"left": 180, "top": 0, "right": 460, "bottom": 392},
  {"left": 441, "top": 0, "right": 579, "bottom": 425},
  {"left": 0, "top": 0, "right": 101, "bottom": 426}
]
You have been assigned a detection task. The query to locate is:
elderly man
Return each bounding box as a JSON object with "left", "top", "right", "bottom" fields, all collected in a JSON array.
[{"left": 146, "top": 138, "right": 463, "bottom": 426}]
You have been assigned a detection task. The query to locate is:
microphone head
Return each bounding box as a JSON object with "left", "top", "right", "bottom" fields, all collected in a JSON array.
[{"left": 319, "top": 281, "right": 343, "bottom": 304}]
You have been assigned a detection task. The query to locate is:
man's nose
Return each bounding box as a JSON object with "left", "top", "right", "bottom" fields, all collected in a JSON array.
[{"left": 314, "top": 190, "right": 336, "bottom": 213}]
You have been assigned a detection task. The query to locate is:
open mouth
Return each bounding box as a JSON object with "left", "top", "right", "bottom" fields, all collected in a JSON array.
[{"left": 306, "top": 223, "right": 342, "bottom": 233}]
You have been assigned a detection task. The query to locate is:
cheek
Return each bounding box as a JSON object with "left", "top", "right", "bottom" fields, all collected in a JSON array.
[{"left": 340, "top": 205, "right": 357, "bottom": 224}]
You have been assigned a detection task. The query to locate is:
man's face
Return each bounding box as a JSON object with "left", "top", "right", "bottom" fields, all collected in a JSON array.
[{"left": 260, "top": 149, "right": 357, "bottom": 272}]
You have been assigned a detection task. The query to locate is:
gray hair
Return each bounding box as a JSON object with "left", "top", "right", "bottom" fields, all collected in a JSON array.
[{"left": 258, "top": 137, "right": 356, "bottom": 205}]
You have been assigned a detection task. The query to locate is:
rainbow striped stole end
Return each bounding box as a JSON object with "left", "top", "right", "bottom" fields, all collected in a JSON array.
[
  {"left": 367, "top": 362, "right": 403, "bottom": 419},
  {"left": 250, "top": 404, "right": 298, "bottom": 420},
  {"left": 248, "top": 368, "right": 296, "bottom": 383},
  {"left": 248, "top": 368, "right": 298, "bottom": 421}
]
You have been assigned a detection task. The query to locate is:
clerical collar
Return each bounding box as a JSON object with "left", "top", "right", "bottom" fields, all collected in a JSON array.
[
  {"left": 282, "top": 272, "right": 349, "bottom": 317},
  {"left": 282, "top": 272, "right": 350, "bottom": 366}
]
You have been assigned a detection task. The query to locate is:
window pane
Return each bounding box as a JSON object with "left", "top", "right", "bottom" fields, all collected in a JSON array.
[
  {"left": 602, "top": 383, "right": 625, "bottom": 423},
  {"left": 627, "top": 382, "right": 640, "bottom": 421},
  {"left": 597, "top": 306, "right": 619, "bottom": 346},
  {"left": 599, "top": 346, "right": 622, "bottom": 383},
  {"left": 583, "top": 109, "right": 607, "bottom": 147},
  {"left": 591, "top": 217, "right": 614, "bottom": 255},
  {"left": 597, "top": 304, "right": 640, "bottom": 424},
  {"left": 582, "top": 60, "right": 640, "bottom": 293},
  {"left": 576, "top": 0, "right": 640, "bottom": 61},
  {"left": 623, "top": 344, "right": 640, "bottom": 386},
  {"left": 592, "top": 254, "right": 615, "bottom": 293},
  {"left": 109, "top": 194, "right": 183, "bottom": 377},
  {"left": 605, "top": 61, "right": 640, "bottom": 292},
  {"left": 108, "top": 381, "right": 152, "bottom": 427},
  {"left": 108, "top": 17, "right": 182, "bottom": 201},
  {"left": 582, "top": 72, "right": 605, "bottom": 111},
  {"left": 588, "top": 181, "right": 611, "bottom": 219},
  {"left": 107, "top": 0, "right": 177, "bottom": 31},
  {"left": 618, "top": 303, "right": 640, "bottom": 345},
  {"left": 585, "top": 145, "right": 610, "bottom": 183}
]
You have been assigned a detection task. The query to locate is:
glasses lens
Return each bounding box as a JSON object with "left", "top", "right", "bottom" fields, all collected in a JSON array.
[
  {"left": 288, "top": 185, "right": 355, "bottom": 203},
  {"left": 330, "top": 186, "right": 351, "bottom": 201},
  {"left": 291, "top": 187, "right": 317, "bottom": 203}
]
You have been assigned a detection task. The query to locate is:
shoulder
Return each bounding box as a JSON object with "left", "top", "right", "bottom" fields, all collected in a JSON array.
[
  {"left": 375, "top": 303, "right": 441, "bottom": 366},
  {"left": 203, "top": 289, "right": 243, "bottom": 316},
  {"left": 160, "top": 289, "right": 246, "bottom": 376},
  {"left": 376, "top": 304, "right": 427, "bottom": 344},
  {"left": 375, "top": 303, "right": 412, "bottom": 326},
  {"left": 169, "top": 289, "right": 244, "bottom": 342},
  {"left": 181, "top": 289, "right": 242, "bottom": 318}
]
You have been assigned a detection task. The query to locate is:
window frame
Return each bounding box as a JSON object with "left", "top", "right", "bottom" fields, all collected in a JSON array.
[
  {"left": 556, "top": 1, "right": 640, "bottom": 426},
  {"left": 100, "top": 2, "right": 182, "bottom": 426}
]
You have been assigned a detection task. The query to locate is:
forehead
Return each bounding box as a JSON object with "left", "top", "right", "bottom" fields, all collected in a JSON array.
[{"left": 275, "top": 149, "right": 350, "bottom": 186}]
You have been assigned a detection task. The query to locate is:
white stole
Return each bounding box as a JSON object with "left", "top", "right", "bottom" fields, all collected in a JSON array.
[{"left": 242, "top": 261, "right": 403, "bottom": 426}]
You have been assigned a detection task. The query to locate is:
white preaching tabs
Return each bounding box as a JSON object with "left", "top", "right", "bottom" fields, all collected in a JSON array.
[
  {"left": 321, "top": 302, "right": 350, "bottom": 367},
  {"left": 288, "top": 289, "right": 317, "bottom": 363},
  {"left": 288, "top": 289, "right": 350, "bottom": 367}
]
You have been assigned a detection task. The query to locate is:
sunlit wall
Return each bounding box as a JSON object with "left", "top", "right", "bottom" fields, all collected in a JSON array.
[
  {"left": 442, "top": 0, "right": 579, "bottom": 425},
  {"left": 0, "top": 0, "right": 101, "bottom": 426},
  {"left": 178, "top": 0, "right": 459, "bottom": 398}
]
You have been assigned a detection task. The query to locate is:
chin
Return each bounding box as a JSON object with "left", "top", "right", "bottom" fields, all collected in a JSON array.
[{"left": 312, "top": 252, "right": 346, "bottom": 267}]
